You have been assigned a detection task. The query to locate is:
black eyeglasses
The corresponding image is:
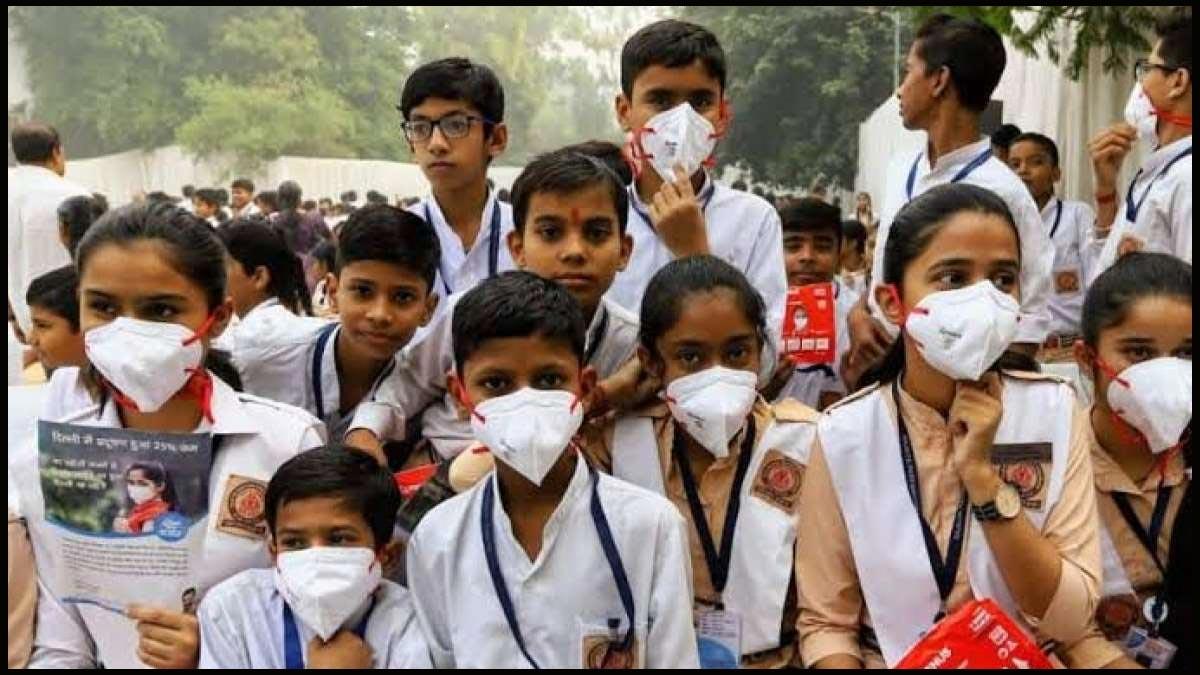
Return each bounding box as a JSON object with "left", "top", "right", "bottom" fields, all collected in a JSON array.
[
  {"left": 1134, "top": 58, "right": 1183, "bottom": 81},
  {"left": 399, "top": 113, "right": 493, "bottom": 143}
]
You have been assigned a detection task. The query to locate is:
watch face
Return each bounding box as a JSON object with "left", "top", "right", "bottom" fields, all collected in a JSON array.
[{"left": 996, "top": 483, "right": 1022, "bottom": 518}]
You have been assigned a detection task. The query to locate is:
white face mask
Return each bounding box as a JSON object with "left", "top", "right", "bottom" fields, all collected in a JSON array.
[
  {"left": 470, "top": 388, "right": 583, "bottom": 486},
  {"left": 1106, "top": 357, "right": 1192, "bottom": 454},
  {"left": 634, "top": 102, "right": 718, "bottom": 182},
  {"left": 902, "top": 280, "right": 1020, "bottom": 382},
  {"left": 274, "top": 547, "right": 381, "bottom": 642},
  {"left": 85, "top": 317, "right": 205, "bottom": 413},
  {"left": 127, "top": 484, "right": 156, "bottom": 505},
  {"left": 665, "top": 367, "right": 758, "bottom": 458},
  {"left": 1124, "top": 83, "right": 1159, "bottom": 146}
]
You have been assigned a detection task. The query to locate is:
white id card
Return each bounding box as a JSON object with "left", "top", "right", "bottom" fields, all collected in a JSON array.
[
  {"left": 1123, "top": 627, "right": 1177, "bottom": 669},
  {"left": 696, "top": 609, "right": 741, "bottom": 669}
]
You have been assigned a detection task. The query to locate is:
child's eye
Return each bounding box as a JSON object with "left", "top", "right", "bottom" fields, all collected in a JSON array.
[
  {"left": 281, "top": 538, "right": 306, "bottom": 550},
  {"left": 586, "top": 225, "right": 612, "bottom": 243},
  {"left": 936, "top": 271, "right": 967, "bottom": 288},
  {"left": 88, "top": 300, "right": 116, "bottom": 317},
  {"left": 991, "top": 273, "right": 1017, "bottom": 291},
  {"left": 148, "top": 304, "right": 178, "bottom": 321},
  {"left": 690, "top": 94, "right": 715, "bottom": 111},
  {"left": 352, "top": 286, "right": 372, "bottom": 299},
  {"left": 482, "top": 376, "right": 509, "bottom": 393},
  {"left": 392, "top": 291, "right": 414, "bottom": 305},
  {"left": 1174, "top": 347, "right": 1192, "bottom": 360},
  {"left": 677, "top": 350, "right": 701, "bottom": 366},
  {"left": 537, "top": 225, "right": 561, "bottom": 241},
  {"left": 726, "top": 345, "right": 749, "bottom": 362},
  {"left": 1125, "top": 347, "right": 1156, "bottom": 362},
  {"left": 535, "top": 373, "right": 565, "bottom": 389}
]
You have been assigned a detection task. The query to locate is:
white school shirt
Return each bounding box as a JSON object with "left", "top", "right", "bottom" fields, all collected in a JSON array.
[
  {"left": 8, "top": 164, "right": 91, "bottom": 334},
  {"left": 15, "top": 367, "right": 325, "bottom": 669},
  {"left": 409, "top": 189, "right": 516, "bottom": 303},
  {"left": 1093, "top": 136, "right": 1192, "bottom": 282},
  {"left": 197, "top": 568, "right": 430, "bottom": 669},
  {"left": 1040, "top": 197, "right": 1099, "bottom": 336},
  {"left": 776, "top": 280, "right": 857, "bottom": 410},
  {"left": 406, "top": 457, "right": 700, "bottom": 669},
  {"left": 217, "top": 298, "right": 332, "bottom": 410},
  {"left": 871, "top": 138, "right": 1056, "bottom": 344},
  {"left": 350, "top": 294, "right": 639, "bottom": 459},
  {"left": 606, "top": 177, "right": 788, "bottom": 371},
  {"left": 230, "top": 202, "right": 261, "bottom": 220}
]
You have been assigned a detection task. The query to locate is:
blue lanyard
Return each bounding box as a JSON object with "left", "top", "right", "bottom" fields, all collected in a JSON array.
[
  {"left": 481, "top": 462, "right": 636, "bottom": 669},
  {"left": 311, "top": 323, "right": 395, "bottom": 422},
  {"left": 584, "top": 307, "right": 609, "bottom": 367},
  {"left": 628, "top": 179, "right": 717, "bottom": 233},
  {"left": 906, "top": 148, "right": 993, "bottom": 201},
  {"left": 283, "top": 595, "right": 376, "bottom": 669},
  {"left": 425, "top": 196, "right": 502, "bottom": 296},
  {"left": 1049, "top": 199, "right": 1063, "bottom": 240},
  {"left": 1124, "top": 146, "right": 1192, "bottom": 224}
]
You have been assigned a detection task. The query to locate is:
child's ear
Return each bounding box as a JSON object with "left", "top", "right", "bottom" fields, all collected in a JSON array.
[
  {"left": 1051, "top": 165, "right": 1063, "bottom": 185},
  {"left": 447, "top": 370, "right": 470, "bottom": 420},
  {"left": 637, "top": 345, "right": 664, "bottom": 382},
  {"left": 578, "top": 365, "right": 598, "bottom": 401},
  {"left": 267, "top": 535, "right": 278, "bottom": 562},
  {"left": 874, "top": 284, "right": 905, "bottom": 328},
  {"left": 617, "top": 233, "right": 634, "bottom": 272},
  {"left": 325, "top": 273, "right": 339, "bottom": 313},
  {"left": 419, "top": 292, "right": 439, "bottom": 327},
  {"left": 507, "top": 229, "right": 526, "bottom": 269},
  {"left": 1072, "top": 340, "right": 1094, "bottom": 379},
  {"left": 714, "top": 97, "right": 732, "bottom": 138},
  {"left": 615, "top": 93, "right": 632, "bottom": 133},
  {"left": 209, "top": 298, "right": 235, "bottom": 340},
  {"left": 487, "top": 123, "right": 509, "bottom": 159},
  {"left": 378, "top": 537, "right": 403, "bottom": 571},
  {"left": 251, "top": 265, "right": 271, "bottom": 294}
]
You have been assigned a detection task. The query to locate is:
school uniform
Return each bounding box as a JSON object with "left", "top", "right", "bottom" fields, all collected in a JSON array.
[
  {"left": 197, "top": 568, "right": 430, "bottom": 669},
  {"left": 351, "top": 293, "right": 639, "bottom": 459},
  {"left": 872, "top": 138, "right": 1057, "bottom": 343},
  {"left": 606, "top": 176, "right": 788, "bottom": 382},
  {"left": 215, "top": 297, "right": 331, "bottom": 410},
  {"left": 1093, "top": 136, "right": 1192, "bottom": 279},
  {"left": 775, "top": 280, "right": 857, "bottom": 410},
  {"left": 796, "top": 371, "right": 1102, "bottom": 668},
  {"left": 584, "top": 397, "right": 819, "bottom": 667},
  {"left": 13, "top": 367, "right": 325, "bottom": 669},
  {"left": 1039, "top": 198, "right": 1100, "bottom": 341},
  {"left": 405, "top": 455, "right": 700, "bottom": 668},
  {"left": 1058, "top": 419, "right": 1189, "bottom": 668},
  {"left": 409, "top": 189, "right": 516, "bottom": 305}
]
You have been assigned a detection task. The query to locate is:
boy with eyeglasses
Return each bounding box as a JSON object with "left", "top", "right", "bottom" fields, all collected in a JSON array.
[{"left": 397, "top": 58, "right": 516, "bottom": 304}]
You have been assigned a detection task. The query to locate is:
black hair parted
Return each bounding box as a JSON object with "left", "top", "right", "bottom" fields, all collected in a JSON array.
[
  {"left": 1010, "top": 132, "right": 1060, "bottom": 168},
  {"left": 915, "top": 14, "right": 1006, "bottom": 112},
  {"left": 1082, "top": 252, "right": 1192, "bottom": 348},
  {"left": 452, "top": 271, "right": 586, "bottom": 372},
  {"left": 621, "top": 19, "right": 726, "bottom": 97},
  {"left": 264, "top": 446, "right": 402, "bottom": 550},
  {"left": 26, "top": 265, "right": 80, "bottom": 332},
  {"left": 335, "top": 204, "right": 441, "bottom": 292},
  {"left": 218, "top": 218, "right": 314, "bottom": 316},
  {"left": 511, "top": 146, "right": 630, "bottom": 236},
  {"left": 399, "top": 57, "right": 505, "bottom": 133},
  {"left": 638, "top": 255, "right": 767, "bottom": 358}
]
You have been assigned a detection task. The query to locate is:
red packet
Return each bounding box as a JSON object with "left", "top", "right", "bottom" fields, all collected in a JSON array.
[
  {"left": 782, "top": 283, "right": 836, "bottom": 365},
  {"left": 393, "top": 463, "right": 438, "bottom": 500},
  {"left": 896, "top": 598, "right": 1054, "bottom": 669}
]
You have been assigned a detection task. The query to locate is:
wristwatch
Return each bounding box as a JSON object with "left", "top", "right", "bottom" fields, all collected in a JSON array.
[{"left": 971, "top": 482, "right": 1021, "bottom": 522}]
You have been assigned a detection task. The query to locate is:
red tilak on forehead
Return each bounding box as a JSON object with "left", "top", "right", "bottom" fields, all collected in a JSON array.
[{"left": 570, "top": 207, "right": 580, "bottom": 225}]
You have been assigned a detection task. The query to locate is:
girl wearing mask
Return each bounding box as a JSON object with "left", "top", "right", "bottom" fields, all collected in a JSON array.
[
  {"left": 1059, "top": 252, "right": 1191, "bottom": 669},
  {"left": 796, "top": 184, "right": 1102, "bottom": 668},
  {"left": 585, "top": 254, "right": 820, "bottom": 668},
  {"left": 12, "top": 202, "right": 324, "bottom": 669},
  {"left": 114, "top": 462, "right": 178, "bottom": 534}
]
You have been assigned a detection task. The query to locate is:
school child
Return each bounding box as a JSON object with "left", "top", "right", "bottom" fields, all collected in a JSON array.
[
  {"left": 610, "top": 19, "right": 787, "bottom": 378},
  {"left": 404, "top": 271, "right": 699, "bottom": 668},
  {"left": 25, "top": 265, "right": 87, "bottom": 372},
  {"left": 12, "top": 202, "right": 324, "bottom": 669},
  {"left": 230, "top": 205, "right": 440, "bottom": 463},
  {"left": 796, "top": 184, "right": 1102, "bottom": 668},
  {"left": 398, "top": 57, "right": 516, "bottom": 300},
  {"left": 584, "top": 254, "right": 820, "bottom": 667},
  {"left": 1057, "top": 252, "right": 1191, "bottom": 669},
  {"left": 768, "top": 199, "right": 859, "bottom": 411},
  {"left": 837, "top": 218, "right": 870, "bottom": 299},
  {"left": 197, "top": 446, "right": 430, "bottom": 668},
  {"left": 1006, "top": 132, "right": 1100, "bottom": 359},
  {"left": 346, "top": 147, "right": 643, "bottom": 462},
  {"left": 310, "top": 241, "right": 338, "bottom": 318}
]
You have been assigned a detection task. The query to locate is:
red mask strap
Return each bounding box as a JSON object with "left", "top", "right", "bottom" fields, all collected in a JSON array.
[
  {"left": 182, "top": 313, "right": 219, "bottom": 347},
  {"left": 1155, "top": 108, "right": 1193, "bottom": 128},
  {"left": 454, "top": 382, "right": 485, "bottom": 424},
  {"left": 105, "top": 379, "right": 143, "bottom": 413},
  {"left": 183, "top": 368, "right": 215, "bottom": 424},
  {"left": 1092, "top": 356, "right": 1130, "bottom": 389}
]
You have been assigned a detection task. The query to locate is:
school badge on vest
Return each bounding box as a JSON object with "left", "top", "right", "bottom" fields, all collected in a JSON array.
[
  {"left": 1095, "top": 593, "right": 1140, "bottom": 642},
  {"left": 216, "top": 474, "right": 268, "bottom": 539},
  {"left": 991, "top": 443, "right": 1051, "bottom": 510},
  {"left": 751, "top": 449, "right": 805, "bottom": 514},
  {"left": 1054, "top": 269, "right": 1081, "bottom": 294}
]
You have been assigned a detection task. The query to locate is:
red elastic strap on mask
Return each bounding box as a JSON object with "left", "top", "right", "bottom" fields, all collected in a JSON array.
[
  {"left": 454, "top": 383, "right": 486, "bottom": 424},
  {"left": 568, "top": 395, "right": 581, "bottom": 414},
  {"left": 106, "top": 380, "right": 143, "bottom": 413},
  {"left": 1155, "top": 108, "right": 1193, "bottom": 128},
  {"left": 182, "top": 313, "right": 219, "bottom": 347},
  {"left": 183, "top": 368, "right": 215, "bottom": 424},
  {"left": 1092, "top": 356, "right": 1130, "bottom": 389}
]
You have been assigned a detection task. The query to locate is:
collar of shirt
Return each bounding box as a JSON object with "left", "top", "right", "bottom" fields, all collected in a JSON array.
[
  {"left": 318, "top": 323, "right": 343, "bottom": 418},
  {"left": 892, "top": 379, "right": 954, "bottom": 450},
  {"left": 1039, "top": 197, "right": 1061, "bottom": 221},
  {"left": 423, "top": 188, "right": 499, "bottom": 255},
  {"left": 486, "top": 454, "right": 593, "bottom": 577},
  {"left": 921, "top": 138, "right": 992, "bottom": 179},
  {"left": 1086, "top": 408, "right": 1188, "bottom": 495},
  {"left": 75, "top": 372, "right": 260, "bottom": 437},
  {"left": 10, "top": 163, "right": 62, "bottom": 185},
  {"left": 270, "top": 579, "right": 377, "bottom": 649},
  {"left": 1140, "top": 135, "right": 1194, "bottom": 179},
  {"left": 627, "top": 171, "right": 716, "bottom": 229},
  {"left": 245, "top": 297, "right": 282, "bottom": 320}
]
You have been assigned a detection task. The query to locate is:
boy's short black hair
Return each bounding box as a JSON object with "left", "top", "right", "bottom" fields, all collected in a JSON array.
[
  {"left": 915, "top": 14, "right": 1006, "bottom": 112},
  {"left": 399, "top": 57, "right": 505, "bottom": 134},
  {"left": 452, "top": 271, "right": 586, "bottom": 373},
  {"left": 335, "top": 204, "right": 441, "bottom": 291},
  {"left": 990, "top": 123, "right": 1023, "bottom": 150},
  {"left": 26, "top": 266, "right": 80, "bottom": 332},
  {"left": 195, "top": 188, "right": 221, "bottom": 207},
  {"left": 231, "top": 178, "right": 255, "bottom": 193},
  {"left": 1155, "top": 8, "right": 1191, "bottom": 71},
  {"left": 511, "top": 147, "right": 630, "bottom": 236},
  {"left": 11, "top": 121, "right": 61, "bottom": 164},
  {"left": 780, "top": 198, "right": 843, "bottom": 245},
  {"left": 1011, "top": 132, "right": 1060, "bottom": 167},
  {"left": 560, "top": 139, "right": 634, "bottom": 186},
  {"left": 265, "top": 446, "right": 401, "bottom": 550},
  {"left": 621, "top": 19, "right": 726, "bottom": 97},
  {"left": 841, "top": 219, "right": 868, "bottom": 255}
]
